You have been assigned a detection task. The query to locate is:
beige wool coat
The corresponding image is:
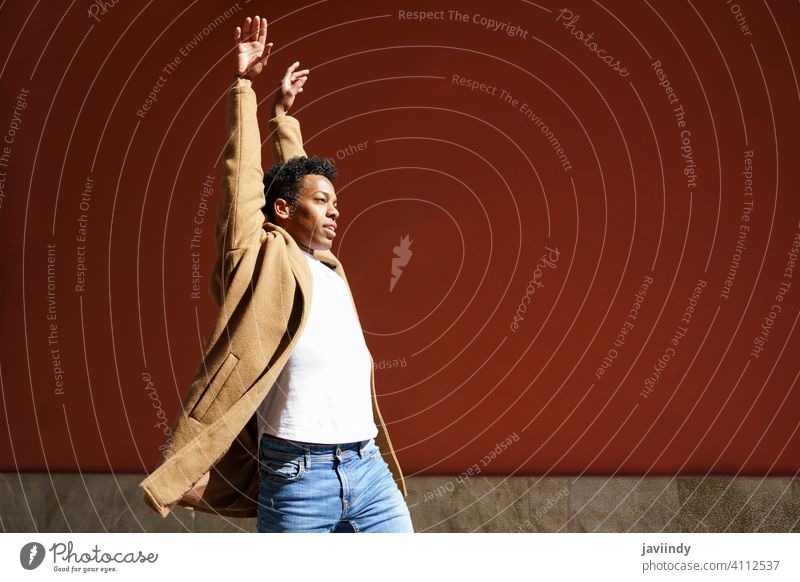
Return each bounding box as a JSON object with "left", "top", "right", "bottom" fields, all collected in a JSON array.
[{"left": 138, "top": 78, "right": 408, "bottom": 518}]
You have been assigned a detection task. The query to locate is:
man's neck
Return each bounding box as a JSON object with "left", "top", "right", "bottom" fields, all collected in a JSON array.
[{"left": 297, "top": 242, "right": 315, "bottom": 257}]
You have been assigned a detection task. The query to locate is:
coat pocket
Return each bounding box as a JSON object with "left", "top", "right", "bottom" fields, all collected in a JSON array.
[{"left": 189, "top": 352, "right": 240, "bottom": 422}]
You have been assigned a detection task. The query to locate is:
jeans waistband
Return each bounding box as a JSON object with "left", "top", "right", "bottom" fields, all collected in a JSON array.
[{"left": 260, "top": 432, "right": 374, "bottom": 458}]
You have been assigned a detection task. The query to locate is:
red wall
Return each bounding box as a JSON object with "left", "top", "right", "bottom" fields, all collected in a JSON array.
[{"left": 1, "top": 1, "right": 798, "bottom": 477}]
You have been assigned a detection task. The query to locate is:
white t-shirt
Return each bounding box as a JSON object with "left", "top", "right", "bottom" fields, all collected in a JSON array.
[{"left": 256, "top": 247, "right": 378, "bottom": 444}]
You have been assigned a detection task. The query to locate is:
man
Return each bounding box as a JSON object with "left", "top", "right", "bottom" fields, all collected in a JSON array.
[{"left": 138, "top": 15, "right": 413, "bottom": 533}]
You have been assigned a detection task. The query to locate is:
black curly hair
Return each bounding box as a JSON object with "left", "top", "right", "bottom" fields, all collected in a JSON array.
[{"left": 262, "top": 155, "right": 338, "bottom": 223}]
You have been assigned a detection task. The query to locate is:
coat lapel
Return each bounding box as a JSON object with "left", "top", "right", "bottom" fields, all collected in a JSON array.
[{"left": 264, "top": 222, "right": 314, "bottom": 308}]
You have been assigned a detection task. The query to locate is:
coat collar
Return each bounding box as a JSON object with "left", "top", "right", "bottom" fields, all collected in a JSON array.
[{"left": 263, "top": 221, "right": 341, "bottom": 270}]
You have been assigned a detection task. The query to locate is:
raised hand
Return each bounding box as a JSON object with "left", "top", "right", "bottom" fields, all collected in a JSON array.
[
  {"left": 273, "top": 61, "right": 309, "bottom": 116},
  {"left": 234, "top": 16, "right": 273, "bottom": 81}
]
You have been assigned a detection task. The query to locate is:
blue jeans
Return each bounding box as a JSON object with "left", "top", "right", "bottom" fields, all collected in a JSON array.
[{"left": 256, "top": 433, "right": 414, "bottom": 533}]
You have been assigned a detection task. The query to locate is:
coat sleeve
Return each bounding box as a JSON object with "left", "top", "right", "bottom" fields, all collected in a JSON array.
[
  {"left": 267, "top": 112, "right": 307, "bottom": 163},
  {"left": 215, "top": 78, "right": 265, "bottom": 254},
  {"left": 208, "top": 79, "right": 265, "bottom": 306}
]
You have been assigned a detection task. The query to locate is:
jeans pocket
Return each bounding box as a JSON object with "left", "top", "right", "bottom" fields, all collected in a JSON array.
[{"left": 258, "top": 450, "right": 306, "bottom": 483}]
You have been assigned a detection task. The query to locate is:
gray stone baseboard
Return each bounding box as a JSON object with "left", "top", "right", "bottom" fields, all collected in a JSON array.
[{"left": 1, "top": 474, "right": 797, "bottom": 533}]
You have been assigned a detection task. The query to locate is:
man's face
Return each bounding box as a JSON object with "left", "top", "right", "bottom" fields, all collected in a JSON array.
[{"left": 272, "top": 174, "right": 338, "bottom": 252}]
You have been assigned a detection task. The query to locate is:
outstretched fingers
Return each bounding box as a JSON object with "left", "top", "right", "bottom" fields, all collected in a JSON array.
[
  {"left": 286, "top": 61, "right": 301, "bottom": 76},
  {"left": 284, "top": 62, "right": 309, "bottom": 82},
  {"left": 261, "top": 42, "right": 274, "bottom": 66},
  {"left": 249, "top": 16, "right": 261, "bottom": 43},
  {"left": 242, "top": 16, "right": 252, "bottom": 41},
  {"left": 258, "top": 15, "right": 268, "bottom": 45}
]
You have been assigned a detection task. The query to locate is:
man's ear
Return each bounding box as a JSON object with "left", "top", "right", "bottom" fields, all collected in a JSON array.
[{"left": 273, "top": 197, "right": 293, "bottom": 220}]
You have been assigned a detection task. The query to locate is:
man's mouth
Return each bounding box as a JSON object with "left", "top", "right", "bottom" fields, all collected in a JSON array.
[{"left": 323, "top": 225, "right": 336, "bottom": 237}]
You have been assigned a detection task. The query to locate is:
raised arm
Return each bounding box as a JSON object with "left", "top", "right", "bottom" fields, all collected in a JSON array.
[
  {"left": 210, "top": 16, "right": 273, "bottom": 307},
  {"left": 216, "top": 16, "right": 273, "bottom": 255},
  {"left": 267, "top": 61, "right": 309, "bottom": 162}
]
